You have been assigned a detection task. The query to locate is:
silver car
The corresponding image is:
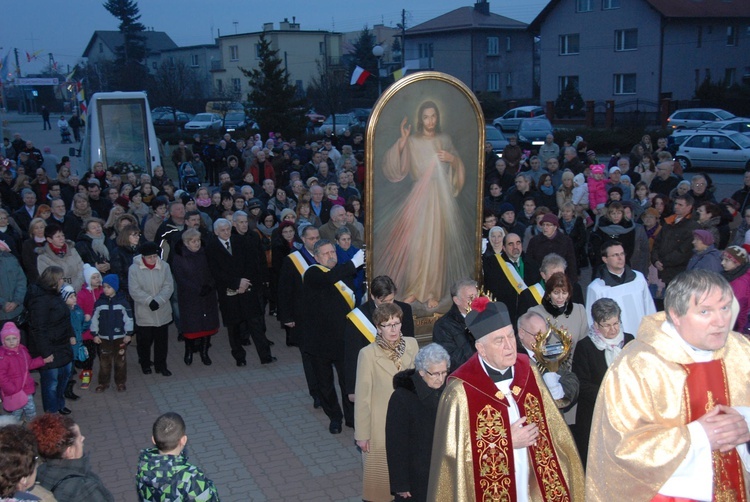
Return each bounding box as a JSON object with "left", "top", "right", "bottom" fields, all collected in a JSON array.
[
  {"left": 667, "top": 108, "right": 735, "bottom": 130},
  {"left": 492, "top": 106, "right": 545, "bottom": 132},
  {"left": 675, "top": 130, "right": 750, "bottom": 171},
  {"left": 184, "top": 113, "right": 223, "bottom": 131}
]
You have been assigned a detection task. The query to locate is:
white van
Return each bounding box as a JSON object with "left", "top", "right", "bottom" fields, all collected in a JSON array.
[{"left": 83, "top": 91, "right": 162, "bottom": 175}]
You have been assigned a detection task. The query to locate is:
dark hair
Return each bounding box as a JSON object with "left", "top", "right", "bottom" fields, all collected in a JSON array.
[
  {"left": 43, "top": 223, "right": 65, "bottom": 239},
  {"left": 0, "top": 425, "right": 38, "bottom": 497},
  {"left": 29, "top": 413, "right": 77, "bottom": 459},
  {"left": 370, "top": 275, "right": 397, "bottom": 298},
  {"left": 675, "top": 193, "right": 694, "bottom": 207},
  {"left": 116, "top": 225, "right": 140, "bottom": 247},
  {"left": 416, "top": 101, "right": 441, "bottom": 134},
  {"left": 600, "top": 239, "right": 624, "bottom": 257},
  {"left": 152, "top": 412, "right": 186, "bottom": 452},
  {"left": 151, "top": 196, "right": 169, "bottom": 210},
  {"left": 697, "top": 201, "right": 721, "bottom": 219}
]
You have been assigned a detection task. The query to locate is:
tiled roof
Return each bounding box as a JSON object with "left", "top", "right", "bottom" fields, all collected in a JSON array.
[{"left": 407, "top": 6, "right": 527, "bottom": 35}]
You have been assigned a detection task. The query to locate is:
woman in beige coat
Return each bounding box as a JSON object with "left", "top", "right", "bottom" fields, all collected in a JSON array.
[{"left": 354, "top": 302, "right": 418, "bottom": 502}]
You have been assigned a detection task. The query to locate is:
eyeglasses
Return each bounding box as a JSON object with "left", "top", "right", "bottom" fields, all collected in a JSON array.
[
  {"left": 424, "top": 369, "right": 448, "bottom": 378},
  {"left": 597, "top": 320, "right": 621, "bottom": 331},
  {"left": 379, "top": 322, "right": 402, "bottom": 330}
]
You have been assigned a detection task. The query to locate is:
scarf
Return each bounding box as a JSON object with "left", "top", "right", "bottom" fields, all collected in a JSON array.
[
  {"left": 541, "top": 297, "right": 574, "bottom": 318},
  {"left": 723, "top": 263, "right": 749, "bottom": 284},
  {"left": 196, "top": 197, "right": 211, "bottom": 207},
  {"left": 587, "top": 326, "right": 625, "bottom": 367},
  {"left": 143, "top": 259, "right": 157, "bottom": 270},
  {"left": 561, "top": 217, "right": 575, "bottom": 235},
  {"left": 49, "top": 242, "right": 67, "bottom": 257},
  {"left": 540, "top": 185, "right": 554, "bottom": 195},
  {"left": 89, "top": 234, "right": 110, "bottom": 260},
  {"left": 34, "top": 236, "right": 46, "bottom": 244},
  {"left": 375, "top": 334, "right": 407, "bottom": 371},
  {"left": 72, "top": 204, "right": 92, "bottom": 220},
  {"left": 257, "top": 223, "right": 276, "bottom": 237}
]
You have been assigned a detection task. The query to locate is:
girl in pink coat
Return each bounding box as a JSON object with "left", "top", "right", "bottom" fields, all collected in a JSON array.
[{"left": 588, "top": 164, "right": 608, "bottom": 213}]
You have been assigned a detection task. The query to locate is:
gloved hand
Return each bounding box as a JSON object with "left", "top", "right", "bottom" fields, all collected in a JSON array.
[
  {"left": 199, "top": 284, "right": 212, "bottom": 297},
  {"left": 542, "top": 372, "right": 565, "bottom": 400},
  {"left": 481, "top": 238, "right": 488, "bottom": 254},
  {"left": 351, "top": 249, "right": 365, "bottom": 268},
  {"left": 149, "top": 300, "right": 159, "bottom": 311}
]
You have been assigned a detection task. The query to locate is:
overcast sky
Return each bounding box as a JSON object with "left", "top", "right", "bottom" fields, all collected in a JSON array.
[{"left": 1, "top": 0, "right": 547, "bottom": 76}]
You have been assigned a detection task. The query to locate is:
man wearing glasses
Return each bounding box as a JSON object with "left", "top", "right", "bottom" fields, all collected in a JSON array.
[
  {"left": 586, "top": 240, "right": 655, "bottom": 336},
  {"left": 428, "top": 299, "right": 583, "bottom": 501}
]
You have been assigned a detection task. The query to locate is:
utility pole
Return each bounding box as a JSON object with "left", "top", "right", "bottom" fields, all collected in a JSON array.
[
  {"left": 401, "top": 9, "right": 406, "bottom": 65},
  {"left": 14, "top": 48, "right": 21, "bottom": 77}
]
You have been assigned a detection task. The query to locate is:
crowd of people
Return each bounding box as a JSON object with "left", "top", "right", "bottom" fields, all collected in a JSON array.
[{"left": 1, "top": 123, "right": 750, "bottom": 501}]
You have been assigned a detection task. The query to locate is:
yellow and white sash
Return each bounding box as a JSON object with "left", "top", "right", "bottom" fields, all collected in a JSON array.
[
  {"left": 346, "top": 308, "right": 376, "bottom": 343},
  {"left": 495, "top": 255, "right": 527, "bottom": 294},
  {"left": 288, "top": 251, "right": 310, "bottom": 277},
  {"left": 529, "top": 282, "right": 545, "bottom": 305},
  {"left": 308, "top": 264, "right": 355, "bottom": 309}
]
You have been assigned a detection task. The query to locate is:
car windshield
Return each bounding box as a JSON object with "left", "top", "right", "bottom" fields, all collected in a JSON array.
[
  {"left": 716, "top": 110, "right": 735, "bottom": 120},
  {"left": 520, "top": 120, "right": 551, "bottom": 131},
  {"left": 194, "top": 114, "right": 213, "bottom": 121},
  {"left": 325, "top": 114, "right": 351, "bottom": 124},
  {"left": 226, "top": 113, "right": 244, "bottom": 120},
  {"left": 729, "top": 132, "right": 750, "bottom": 148},
  {"left": 486, "top": 127, "right": 506, "bottom": 141}
]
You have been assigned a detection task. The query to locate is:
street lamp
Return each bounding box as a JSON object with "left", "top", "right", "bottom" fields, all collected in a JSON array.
[{"left": 372, "top": 45, "right": 384, "bottom": 95}]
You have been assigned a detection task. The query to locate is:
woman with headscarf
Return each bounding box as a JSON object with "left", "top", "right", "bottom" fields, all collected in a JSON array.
[
  {"left": 482, "top": 225, "right": 506, "bottom": 259},
  {"left": 354, "top": 302, "right": 419, "bottom": 502},
  {"left": 573, "top": 299, "right": 634, "bottom": 469},
  {"left": 385, "top": 343, "right": 450, "bottom": 502},
  {"left": 29, "top": 413, "right": 113, "bottom": 501}
]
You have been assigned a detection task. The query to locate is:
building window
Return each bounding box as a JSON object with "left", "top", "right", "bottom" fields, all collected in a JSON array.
[
  {"left": 614, "top": 73, "right": 636, "bottom": 95},
  {"left": 725, "top": 68, "right": 736, "bottom": 86},
  {"left": 576, "top": 0, "right": 593, "bottom": 12},
  {"left": 727, "top": 26, "right": 738, "bottom": 46},
  {"left": 216, "top": 79, "right": 223, "bottom": 92},
  {"left": 229, "top": 45, "right": 239, "bottom": 61},
  {"left": 255, "top": 44, "right": 262, "bottom": 59},
  {"left": 319, "top": 42, "right": 325, "bottom": 55},
  {"left": 487, "top": 73, "right": 500, "bottom": 92},
  {"left": 697, "top": 26, "right": 703, "bottom": 48},
  {"left": 559, "top": 76, "right": 580, "bottom": 93},
  {"left": 418, "top": 43, "right": 433, "bottom": 59},
  {"left": 603, "top": 0, "right": 620, "bottom": 9},
  {"left": 559, "top": 34, "right": 580, "bottom": 55},
  {"left": 506, "top": 72, "right": 513, "bottom": 87},
  {"left": 98, "top": 42, "right": 104, "bottom": 54},
  {"left": 190, "top": 54, "right": 199, "bottom": 67},
  {"left": 487, "top": 37, "right": 499, "bottom": 56},
  {"left": 506, "top": 37, "right": 512, "bottom": 52},
  {"left": 615, "top": 29, "right": 638, "bottom": 51},
  {"left": 232, "top": 78, "right": 241, "bottom": 93}
]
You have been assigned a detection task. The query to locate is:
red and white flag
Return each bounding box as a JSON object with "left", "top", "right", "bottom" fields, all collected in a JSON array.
[{"left": 350, "top": 66, "right": 371, "bottom": 86}]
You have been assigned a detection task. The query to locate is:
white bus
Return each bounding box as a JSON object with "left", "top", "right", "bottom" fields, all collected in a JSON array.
[{"left": 82, "top": 91, "right": 162, "bottom": 175}]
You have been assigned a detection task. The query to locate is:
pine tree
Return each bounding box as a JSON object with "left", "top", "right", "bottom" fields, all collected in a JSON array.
[
  {"left": 555, "top": 82, "right": 584, "bottom": 118},
  {"left": 241, "top": 33, "right": 306, "bottom": 138},
  {"left": 102, "top": 0, "right": 150, "bottom": 90},
  {"left": 349, "top": 26, "right": 379, "bottom": 104}
]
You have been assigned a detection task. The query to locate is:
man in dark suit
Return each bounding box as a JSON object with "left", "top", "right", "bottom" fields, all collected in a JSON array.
[
  {"left": 207, "top": 218, "right": 276, "bottom": 367},
  {"left": 343, "top": 275, "right": 415, "bottom": 402},
  {"left": 482, "top": 232, "right": 540, "bottom": 327},
  {"left": 12, "top": 189, "right": 37, "bottom": 235},
  {"left": 301, "top": 239, "right": 364, "bottom": 434},
  {"left": 432, "top": 278, "right": 479, "bottom": 373},
  {"left": 309, "top": 185, "right": 332, "bottom": 225}
]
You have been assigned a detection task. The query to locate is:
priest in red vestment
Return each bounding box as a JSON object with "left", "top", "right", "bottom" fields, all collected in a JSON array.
[{"left": 427, "top": 298, "right": 584, "bottom": 501}]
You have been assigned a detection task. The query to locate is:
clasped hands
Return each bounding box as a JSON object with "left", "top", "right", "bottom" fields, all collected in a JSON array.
[{"left": 698, "top": 405, "right": 750, "bottom": 453}]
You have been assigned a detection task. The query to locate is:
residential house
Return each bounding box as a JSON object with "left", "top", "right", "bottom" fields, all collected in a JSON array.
[
  {"left": 530, "top": 0, "right": 750, "bottom": 109},
  {"left": 403, "top": 1, "right": 535, "bottom": 99},
  {"left": 151, "top": 43, "right": 220, "bottom": 98},
  {"left": 82, "top": 30, "right": 178, "bottom": 68},
  {"left": 212, "top": 18, "right": 343, "bottom": 98}
]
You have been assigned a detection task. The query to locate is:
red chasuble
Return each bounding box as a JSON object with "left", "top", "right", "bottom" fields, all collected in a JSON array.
[{"left": 449, "top": 354, "right": 572, "bottom": 501}]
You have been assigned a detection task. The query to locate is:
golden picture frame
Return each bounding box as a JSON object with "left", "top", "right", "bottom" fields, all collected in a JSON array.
[{"left": 365, "top": 71, "right": 485, "bottom": 335}]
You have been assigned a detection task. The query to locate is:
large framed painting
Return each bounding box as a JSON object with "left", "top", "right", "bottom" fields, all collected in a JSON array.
[{"left": 365, "top": 71, "right": 485, "bottom": 334}]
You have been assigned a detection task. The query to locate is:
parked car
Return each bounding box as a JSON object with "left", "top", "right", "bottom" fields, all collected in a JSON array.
[
  {"left": 675, "top": 130, "right": 750, "bottom": 171},
  {"left": 223, "top": 111, "right": 250, "bottom": 133},
  {"left": 492, "top": 106, "right": 545, "bottom": 132},
  {"left": 516, "top": 118, "right": 553, "bottom": 150},
  {"left": 485, "top": 125, "right": 509, "bottom": 155},
  {"left": 316, "top": 113, "right": 358, "bottom": 135},
  {"left": 697, "top": 117, "right": 750, "bottom": 137},
  {"left": 184, "top": 113, "right": 223, "bottom": 131},
  {"left": 152, "top": 111, "right": 194, "bottom": 134},
  {"left": 667, "top": 108, "right": 735, "bottom": 130}
]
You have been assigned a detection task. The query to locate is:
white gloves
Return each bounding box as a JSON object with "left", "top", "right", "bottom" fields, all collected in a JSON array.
[
  {"left": 542, "top": 372, "right": 565, "bottom": 400},
  {"left": 352, "top": 249, "right": 365, "bottom": 268},
  {"left": 481, "top": 238, "right": 488, "bottom": 254}
]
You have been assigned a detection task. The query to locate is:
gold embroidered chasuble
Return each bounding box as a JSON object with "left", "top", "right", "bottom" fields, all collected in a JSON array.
[
  {"left": 427, "top": 353, "right": 584, "bottom": 501},
  {"left": 585, "top": 312, "right": 750, "bottom": 501}
]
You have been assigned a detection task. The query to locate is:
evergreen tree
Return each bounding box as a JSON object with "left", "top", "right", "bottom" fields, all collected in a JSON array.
[
  {"left": 349, "top": 26, "right": 379, "bottom": 104},
  {"left": 102, "top": 0, "right": 150, "bottom": 91},
  {"left": 241, "top": 33, "right": 306, "bottom": 138},
  {"left": 555, "top": 82, "right": 584, "bottom": 118}
]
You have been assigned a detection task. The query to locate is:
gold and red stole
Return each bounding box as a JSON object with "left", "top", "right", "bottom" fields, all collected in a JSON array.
[
  {"left": 450, "top": 354, "right": 572, "bottom": 501},
  {"left": 679, "top": 359, "right": 747, "bottom": 502}
]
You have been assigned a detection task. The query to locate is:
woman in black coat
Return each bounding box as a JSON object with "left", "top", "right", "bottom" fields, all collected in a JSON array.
[
  {"left": 25, "top": 265, "right": 75, "bottom": 414},
  {"left": 572, "top": 298, "right": 634, "bottom": 469},
  {"left": 588, "top": 201, "right": 635, "bottom": 276},
  {"left": 385, "top": 344, "right": 450, "bottom": 502},
  {"left": 558, "top": 202, "right": 589, "bottom": 271},
  {"left": 172, "top": 229, "right": 220, "bottom": 366}
]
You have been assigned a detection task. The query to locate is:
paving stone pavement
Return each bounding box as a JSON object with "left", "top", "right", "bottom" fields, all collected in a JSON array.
[{"left": 21, "top": 318, "right": 364, "bottom": 502}]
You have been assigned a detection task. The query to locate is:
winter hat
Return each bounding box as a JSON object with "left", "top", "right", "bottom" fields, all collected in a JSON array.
[
  {"left": 621, "top": 175, "right": 631, "bottom": 184},
  {"left": 280, "top": 208, "right": 296, "bottom": 221},
  {"left": 586, "top": 150, "right": 596, "bottom": 157},
  {"left": 608, "top": 186, "right": 624, "bottom": 197},
  {"left": 0, "top": 322, "right": 21, "bottom": 342},
  {"left": 114, "top": 196, "right": 130, "bottom": 209},
  {"left": 723, "top": 246, "right": 748, "bottom": 266},
  {"left": 609, "top": 166, "right": 621, "bottom": 175},
  {"left": 540, "top": 213, "right": 559, "bottom": 226},
  {"left": 60, "top": 284, "right": 76, "bottom": 303},
  {"left": 83, "top": 264, "right": 101, "bottom": 288},
  {"left": 573, "top": 173, "right": 585, "bottom": 187},
  {"left": 692, "top": 229, "right": 714, "bottom": 247},
  {"left": 247, "top": 199, "right": 262, "bottom": 211},
  {"left": 562, "top": 171, "right": 575, "bottom": 182},
  {"left": 591, "top": 165, "right": 605, "bottom": 175},
  {"left": 102, "top": 274, "right": 120, "bottom": 292},
  {"left": 138, "top": 241, "right": 161, "bottom": 258},
  {"left": 498, "top": 203, "right": 515, "bottom": 216}
]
